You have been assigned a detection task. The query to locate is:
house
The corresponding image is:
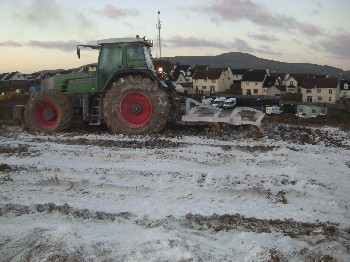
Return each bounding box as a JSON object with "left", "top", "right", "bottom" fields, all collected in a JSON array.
[
  {"left": 284, "top": 73, "right": 319, "bottom": 93},
  {"left": 0, "top": 73, "right": 9, "bottom": 81},
  {"left": 171, "top": 65, "right": 196, "bottom": 84},
  {"left": 175, "top": 82, "right": 194, "bottom": 94},
  {"left": 231, "top": 69, "right": 250, "bottom": 81},
  {"left": 192, "top": 67, "right": 233, "bottom": 95},
  {"left": 266, "top": 85, "right": 286, "bottom": 96},
  {"left": 3, "top": 71, "right": 26, "bottom": 82},
  {"left": 339, "top": 80, "right": 350, "bottom": 98},
  {"left": 75, "top": 63, "right": 97, "bottom": 73},
  {"left": 301, "top": 77, "right": 339, "bottom": 103},
  {"left": 241, "top": 69, "right": 268, "bottom": 95}
]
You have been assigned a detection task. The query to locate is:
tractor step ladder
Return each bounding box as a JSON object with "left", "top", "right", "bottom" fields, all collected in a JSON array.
[
  {"left": 89, "top": 94, "right": 102, "bottom": 125},
  {"left": 181, "top": 98, "right": 265, "bottom": 132}
]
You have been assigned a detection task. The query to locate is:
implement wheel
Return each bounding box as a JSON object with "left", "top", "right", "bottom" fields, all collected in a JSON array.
[
  {"left": 103, "top": 75, "right": 170, "bottom": 135},
  {"left": 25, "top": 89, "right": 74, "bottom": 133}
]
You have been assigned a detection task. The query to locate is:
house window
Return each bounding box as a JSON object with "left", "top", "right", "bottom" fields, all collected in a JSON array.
[
  {"left": 254, "top": 89, "right": 259, "bottom": 94},
  {"left": 345, "top": 83, "right": 349, "bottom": 89},
  {"left": 317, "top": 96, "right": 323, "bottom": 101},
  {"left": 317, "top": 89, "right": 321, "bottom": 93},
  {"left": 246, "top": 89, "right": 251, "bottom": 95},
  {"left": 290, "top": 81, "right": 293, "bottom": 86},
  {"left": 306, "top": 90, "right": 311, "bottom": 93},
  {"left": 329, "top": 97, "right": 332, "bottom": 102},
  {"left": 211, "top": 79, "right": 216, "bottom": 83},
  {"left": 329, "top": 89, "right": 333, "bottom": 94},
  {"left": 255, "top": 82, "right": 259, "bottom": 86},
  {"left": 202, "top": 86, "right": 206, "bottom": 90}
]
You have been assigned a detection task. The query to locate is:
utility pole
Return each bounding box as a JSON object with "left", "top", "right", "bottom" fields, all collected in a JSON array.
[{"left": 156, "top": 11, "right": 162, "bottom": 58}]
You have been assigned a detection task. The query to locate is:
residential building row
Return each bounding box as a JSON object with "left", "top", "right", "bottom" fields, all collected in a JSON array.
[{"left": 172, "top": 65, "right": 350, "bottom": 104}]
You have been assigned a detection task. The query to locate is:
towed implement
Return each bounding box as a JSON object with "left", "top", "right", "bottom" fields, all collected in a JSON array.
[{"left": 23, "top": 36, "right": 264, "bottom": 135}]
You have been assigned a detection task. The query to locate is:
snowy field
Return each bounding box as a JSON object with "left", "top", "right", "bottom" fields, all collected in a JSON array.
[{"left": 0, "top": 122, "right": 349, "bottom": 261}]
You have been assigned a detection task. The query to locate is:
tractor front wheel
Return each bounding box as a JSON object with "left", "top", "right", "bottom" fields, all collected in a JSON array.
[
  {"left": 25, "top": 89, "right": 74, "bottom": 133},
  {"left": 103, "top": 75, "right": 170, "bottom": 135}
]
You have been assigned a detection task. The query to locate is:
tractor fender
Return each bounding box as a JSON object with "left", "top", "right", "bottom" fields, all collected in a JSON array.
[{"left": 102, "top": 68, "right": 173, "bottom": 98}]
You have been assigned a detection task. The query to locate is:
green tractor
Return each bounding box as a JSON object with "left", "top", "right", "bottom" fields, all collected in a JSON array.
[{"left": 25, "top": 36, "right": 178, "bottom": 135}]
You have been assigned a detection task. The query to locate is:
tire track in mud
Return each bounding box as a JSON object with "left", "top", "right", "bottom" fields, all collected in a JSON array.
[
  {"left": 0, "top": 202, "right": 346, "bottom": 239},
  {"left": 1, "top": 203, "right": 349, "bottom": 262}
]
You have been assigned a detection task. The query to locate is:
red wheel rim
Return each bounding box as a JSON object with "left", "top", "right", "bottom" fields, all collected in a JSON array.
[
  {"left": 33, "top": 102, "right": 59, "bottom": 129},
  {"left": 115, "top": 91, "right": 152, "bottom": 128}
]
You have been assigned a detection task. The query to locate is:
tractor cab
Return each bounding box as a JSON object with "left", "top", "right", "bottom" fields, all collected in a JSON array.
[{"left": 77, "top": 36, "right": 155, "bottom": 91}]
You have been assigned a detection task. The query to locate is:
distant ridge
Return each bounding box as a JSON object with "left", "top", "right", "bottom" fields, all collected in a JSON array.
[{"left": 161, "top": 52, "right": 345, "bottom": 76}]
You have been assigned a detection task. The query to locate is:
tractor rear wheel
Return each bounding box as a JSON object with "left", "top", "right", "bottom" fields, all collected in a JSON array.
[
  {"left": 25, "top": 89, "right": 74, "bottom": 133},
  {"left": 103, "top": 75, "right": 170, "bottom": 135}
]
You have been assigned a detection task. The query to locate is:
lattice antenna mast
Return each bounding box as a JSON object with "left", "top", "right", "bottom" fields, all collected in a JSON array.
[{"left": 156, "top": 11, "right": 162, "bottom": 58}]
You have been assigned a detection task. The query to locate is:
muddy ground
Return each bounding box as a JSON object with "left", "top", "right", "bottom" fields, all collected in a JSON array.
[{"left": 0, "top": 96, "right": 350, "bottom": 261}]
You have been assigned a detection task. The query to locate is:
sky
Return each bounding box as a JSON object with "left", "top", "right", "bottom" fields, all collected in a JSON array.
[{"left": 0, "top": 0, "right": 349, "bottom": 74}]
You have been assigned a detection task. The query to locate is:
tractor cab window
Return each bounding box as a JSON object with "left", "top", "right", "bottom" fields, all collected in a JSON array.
[
  {"left": 127, "top": 43, "right": 146, "bottom": 68},
  {"left": 143, "top": 45, "right": 154, "bottom": 70},
  {"left": 98, "top": 44, "right": 122, "bottom": 89}
]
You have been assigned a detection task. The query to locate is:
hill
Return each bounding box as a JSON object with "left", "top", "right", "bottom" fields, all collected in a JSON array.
[{"left": 161, "top": 52, "right": 345, "bottom": 76}]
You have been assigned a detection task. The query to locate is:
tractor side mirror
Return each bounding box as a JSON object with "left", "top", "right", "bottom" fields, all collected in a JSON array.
[{"left": 77, "top": 47, "right": 80, "bottom": 59}]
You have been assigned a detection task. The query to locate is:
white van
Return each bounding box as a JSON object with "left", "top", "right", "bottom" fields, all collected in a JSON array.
[
  {"left": 211, "top": 97, "right": 226, "bottom": 108},
  {"left": 266, "top": 106, "right": 283, "bottom": 115},
  {"left": 223, "top": 98, "right": 237, "bottom": 109}
]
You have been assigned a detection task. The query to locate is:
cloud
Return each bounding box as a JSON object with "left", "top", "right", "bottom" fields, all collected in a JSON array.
[
  {"left": 318, "top": 33, "right": 350, "bottom": 59},
  {"left": 166, "top": 35, "right": 228, "bottom": 48},
  {"left": 0, "top": 40, "right": 83, "bottom": 52},
  {"left": 15, "top": 0, "right": 95, "bottom": 35},
  {"left": 93, "top": 4, "right": 138, "bottom": 19},
  {"left": 297, "top": 22, "right": 322, "bottom": 36},
  {"left": 166, "top": 36, "right": 254, "bottom": 53},
  {"left": 0, "top": 41, "right": 23, "bottom": 47},
  {"left": 19, "top": 0, "right": 63, "bottom": 27},
  {"left": 310, "top": 1, "right": 322, "bottom": 15},
  {"left": 230, "top": 39, "right": 254, "bottom": 52},
  {"left": 191, "top": 0, "right": 322, "bottom": 36},
  {"left": 26, "top": 40, "right": 82, "bottom": 52},
  {"left": 248, "top": 33, "right": 279, "bottom": 42},
  {"left": 255, "top": 45, "right": 282, "bottom": 56}
]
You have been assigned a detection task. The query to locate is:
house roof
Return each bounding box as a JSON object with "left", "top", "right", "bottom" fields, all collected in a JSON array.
[
  {"left": 241, "top": 70, "right": 267, "bottom": 82},
  {"left": 193, "top": 65, "right": 209, "bottom": 70},
  {"left": 231, "top": 69, "right": 250, "bottom": 75},
  {"left": 287, "top": 73, "right": 316, "bottom": 85},
  {"left": 178, "top": 82, "right": 193, "bottom": 88},
  {"left": 172, "top": 65, "right": 195, "bottom": 79},
  {"left": 174, "top": 65, "right": 191, "bottom": 73},
  {"left": 270, "top": 72, "right": 286, "bottom": 80},
  {"left": 192, "top": 69, "right": 223, "bottom": 80},
  {"left": 4, "top": 71, "right": 18, "bottom": 80},
  {"left": 302, "top": 77, "right": 339, "bottom": 89},
  {"left": 0, "top": 73, "right": 9, "bottom": 80},
  {"left": 275, "top": 85, "right": 286, "bottom": 92},
  {"left": 263, "top": 76, "right": 277, "bottom": 88}
]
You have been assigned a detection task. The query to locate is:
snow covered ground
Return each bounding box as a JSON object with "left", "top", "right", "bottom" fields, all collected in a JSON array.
[{"left": 0, "top": 123, "right": 349, "bottom": 261}]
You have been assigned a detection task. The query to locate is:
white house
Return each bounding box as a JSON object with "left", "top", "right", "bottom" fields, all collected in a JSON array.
[
  {"left": 301, "top": 77, "right": 339, "bottom": 103},
  {"left": 241, "top": 70, "right": 268, "bottom": 95},
  {"left": 192, "top": 67, "right": 233, "bottom": 95}
]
